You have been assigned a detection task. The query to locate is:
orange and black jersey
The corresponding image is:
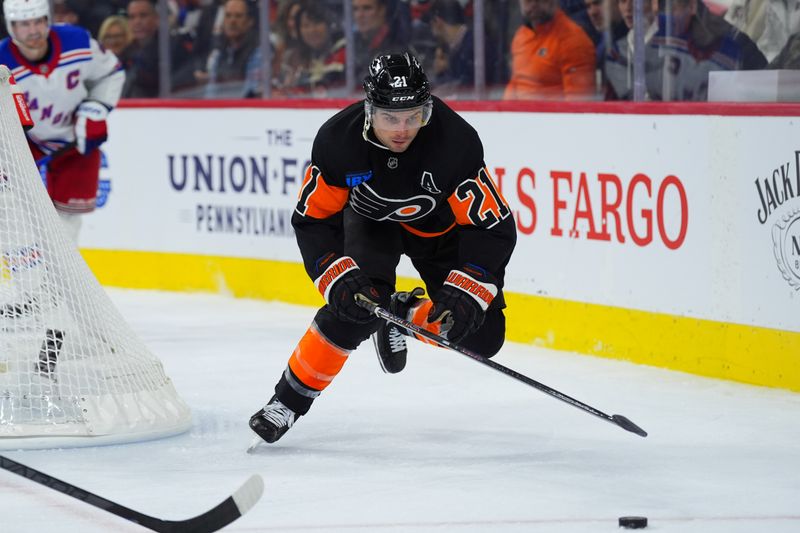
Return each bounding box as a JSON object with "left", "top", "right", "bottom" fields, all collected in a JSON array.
[{"left": 293, "top": 95, "right": 516, "bottom": 284}]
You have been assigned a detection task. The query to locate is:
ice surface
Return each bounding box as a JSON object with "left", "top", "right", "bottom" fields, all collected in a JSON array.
[{"left": 1, "top": 289, "right": 798, "bottom": 532}]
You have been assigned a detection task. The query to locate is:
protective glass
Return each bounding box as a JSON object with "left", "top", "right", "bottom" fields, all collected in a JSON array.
[{"left": 367, "top": 100, "right": 433, "bottom": 131}]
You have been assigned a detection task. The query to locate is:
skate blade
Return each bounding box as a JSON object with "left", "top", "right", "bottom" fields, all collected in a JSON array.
[{"left": 246, "top": 435, "right": 263, "bottom": 454}]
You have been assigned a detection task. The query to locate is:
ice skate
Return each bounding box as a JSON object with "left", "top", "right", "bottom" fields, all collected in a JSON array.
[
  {"left": 372, "top": 287, "right": 425, "bottom": 374},
  {"left": 249, "top": 396, "right": 298, "bottom": 443}
]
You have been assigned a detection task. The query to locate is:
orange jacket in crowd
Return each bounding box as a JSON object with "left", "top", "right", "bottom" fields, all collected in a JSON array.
[{"left": 504, "top": 9, "right": 596, "bottom": 100}]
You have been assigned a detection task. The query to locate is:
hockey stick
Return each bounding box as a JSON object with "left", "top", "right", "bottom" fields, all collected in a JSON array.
[
  {"left": 35, "top": 141, "right": 77, "bottom": 167},
  {"left": 0, "top": 454, "right": 264, "bottom": 532},
  {"left": 355, "top": 295, "right": 648, "bottom": 438}
]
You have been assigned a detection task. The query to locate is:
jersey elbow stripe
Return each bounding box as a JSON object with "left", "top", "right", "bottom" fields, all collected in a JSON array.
[{"left": 299, "top": 172, "right": 349, "bottom": 219}]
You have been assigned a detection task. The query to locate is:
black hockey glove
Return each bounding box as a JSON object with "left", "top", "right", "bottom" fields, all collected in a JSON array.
[
  {"left": 428, "top": 266, "right": 498, "bottom": 343},
  {"left": 315, "top": 255, "right": 379, "bottom": 324}
]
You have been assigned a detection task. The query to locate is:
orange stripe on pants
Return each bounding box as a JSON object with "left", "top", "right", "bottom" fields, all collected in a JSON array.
[{"left": 288, "top": 324, "right": 350, "bottom": 391}]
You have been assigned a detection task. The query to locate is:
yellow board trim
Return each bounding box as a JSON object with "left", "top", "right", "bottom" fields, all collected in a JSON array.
[{"left": 82, "top": 249, "right": 800, "bottom": 392}]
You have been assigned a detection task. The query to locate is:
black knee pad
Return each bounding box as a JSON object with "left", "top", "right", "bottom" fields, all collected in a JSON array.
[
  {"left": 313, "top": 306, "right": 382, "bottom": 351},
  {"left": 460, "top": 309, "right": 506, "bottom": 358}
]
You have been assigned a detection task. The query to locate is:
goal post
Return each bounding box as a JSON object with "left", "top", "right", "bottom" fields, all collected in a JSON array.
[{"left": 0, "top": 65, "right": 191, "bottom": 449}]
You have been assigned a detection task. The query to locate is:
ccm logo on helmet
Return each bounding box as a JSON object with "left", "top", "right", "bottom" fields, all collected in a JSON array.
[{"left": 392, "top": 96, "right": 416, "bottom": 102}]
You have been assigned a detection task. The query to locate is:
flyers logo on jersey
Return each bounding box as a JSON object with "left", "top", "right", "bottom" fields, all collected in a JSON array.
[{"left": 349, "top": 183, "right": 436, "bottom": 222}]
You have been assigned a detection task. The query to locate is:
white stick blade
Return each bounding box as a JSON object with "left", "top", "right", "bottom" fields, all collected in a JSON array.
[{"left": 232, "top": 474, "right": 264, "bottom": 515}]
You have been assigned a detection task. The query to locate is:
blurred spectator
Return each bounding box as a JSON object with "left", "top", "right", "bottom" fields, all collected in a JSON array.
[
  {"left": 99, "top": 15, "right": 134, "bottom": 62},
  {"left": 123, "top": 0, "right": 161, "bottom": 97},
  {"left": 388, "top": 0, "right": 414, "bottom": 46},
  {"left": 173, "top": 0, "right": 205, "bottom": 37},
  {"left": 580, "top": 0, "right": 626, "bottom": 53},
  {"left": 193, "top": 0, "right": 226, "bottom": 70},
  {"left": 425, "top": 0, "right": 501, "bottom": 95},
  {"left": 432, "top": 41, "right": 450, "bottom": 81},
  {"left": 408, "top": 0, "right": 437, "bottom": 70},
  {"left": 276, "top": 3, "right": 346, "bottom": 96},
  {"left": 196, "top": 0, "right": 259, "bottom": 92},
  {"left": 503, "top": 0, "right": 596, "bottom": 100},
  {"left": 273, "top": 0, "right": 305, "bottom": 78},
  {"left": 581, "top": 0, "right": 626, "bottom": 95},
  {"left": 560, "top": 0, "right": 593, "bottom": 34},
  {"left": 725, "top": 0, "right": 800, "bottom": 62},
  {"left": 121, "top": 0, "right": 196, "bottom": 97},
  {"left": 353, "top": 0, "right": 408, "bottom": 78},
  {"left": 601, "top": 0, "right": 658, "bottom": 99},
  {"left": 61, "top": 0, "right": 125, "bottom": 36},
  {"left": 648, "top": 0, "right": 767, "bottom": 100},
  {"left": 769, "top": 31, "right": 800, "bottom": 69},
  {"left": 53, "top": 0, "right": 80, "bottom": 25}
]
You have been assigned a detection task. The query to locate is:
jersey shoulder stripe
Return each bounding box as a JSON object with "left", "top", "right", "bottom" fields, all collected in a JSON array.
[
  {"left": 58, "top": 51, "right": 93, "bottom": 69},
  {"left": 14, "top": 70, "right": 34, "bottom": 82},
  {"left": 10, "top": 64, "right": 28, "bottom": 76},
  {"left": 59, "top": 49, "right": 92, "bottom": 61}
]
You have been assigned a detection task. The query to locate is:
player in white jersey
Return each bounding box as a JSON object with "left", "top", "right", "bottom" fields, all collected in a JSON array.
[
  {"left": 647, "top": 0, "right": 766, "bottom": 101},
  {"left": 0, "top": 0, "right": 125, "bottom": 241}
]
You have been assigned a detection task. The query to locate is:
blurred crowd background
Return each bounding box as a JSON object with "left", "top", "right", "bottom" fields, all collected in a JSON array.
[{"left": 2, "top": 0, "right": 798, "bottom": 101}]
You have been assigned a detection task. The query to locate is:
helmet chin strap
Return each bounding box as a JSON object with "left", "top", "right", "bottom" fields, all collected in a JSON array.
[{"left": 362, "top": 102, "right": 390, "bottom": 151}]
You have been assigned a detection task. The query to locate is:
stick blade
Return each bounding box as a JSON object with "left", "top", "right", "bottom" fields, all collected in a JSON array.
[
  {"left": 232, "top": 474, "right": 264, "bottom": 515},
  {"left": 611, "top": 414, "right": 648, "bottom": 437},
  {"left": 163, "top": 474, "right": 265, "bottom": 533}
]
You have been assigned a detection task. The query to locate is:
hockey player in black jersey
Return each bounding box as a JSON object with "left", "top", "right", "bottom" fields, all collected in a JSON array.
[{"left": 249, "top": 52, "right": 517, "bottom": 444}]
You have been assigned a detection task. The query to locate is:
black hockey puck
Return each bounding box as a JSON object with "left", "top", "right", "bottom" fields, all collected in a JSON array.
[{"left": 619, "top": 516, "right": 648, "bottom": 529}]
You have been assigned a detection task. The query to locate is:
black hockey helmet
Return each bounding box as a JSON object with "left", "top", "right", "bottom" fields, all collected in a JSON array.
[{"left": 363, "top": 52, "right": 431, "bottom": 110}]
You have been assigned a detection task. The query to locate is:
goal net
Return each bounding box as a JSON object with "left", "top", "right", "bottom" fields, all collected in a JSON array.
[{"left": 0, "top": 66, "right": 191, "bottom": 449}]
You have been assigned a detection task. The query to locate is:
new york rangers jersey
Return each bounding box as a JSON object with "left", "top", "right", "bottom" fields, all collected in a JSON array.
[
  {"left": 646, "top": 13, "right": 766, "bottom": 101},
  {"left": 0, "top": 24, "right": 124, "bottom": 152}
]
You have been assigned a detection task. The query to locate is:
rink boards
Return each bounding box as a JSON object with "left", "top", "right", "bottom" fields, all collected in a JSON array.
[{"left": 78, "top": 100, "right": 800, "bottom": 391}]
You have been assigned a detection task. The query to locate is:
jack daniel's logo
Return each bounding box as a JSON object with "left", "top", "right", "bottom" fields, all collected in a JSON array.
[
  {"left": 756, "top": 151, "right": 800, "bottom": 291},
  {"left": 772, "top": 208, "right": 800, "bottom": 290}
]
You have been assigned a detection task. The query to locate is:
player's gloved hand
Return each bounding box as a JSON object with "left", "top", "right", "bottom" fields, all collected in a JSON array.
[
  {"left": 428, "top": 265, "right": 498, "bottom": 343},
  {"left": 315, "top": 255, "right": 379, "bottom": 324},
  {"left": 74, "top": 100, "right": 109, "bottom": 155}
]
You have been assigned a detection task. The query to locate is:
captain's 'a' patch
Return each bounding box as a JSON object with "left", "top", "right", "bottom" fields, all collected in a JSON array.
[{"left": 420, "top": 171, "right": 441, "bottom": 194}]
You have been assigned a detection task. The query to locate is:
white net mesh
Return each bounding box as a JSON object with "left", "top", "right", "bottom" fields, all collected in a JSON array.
[{"left": 0, "top": 66, "right": 191, "bottom": 449}]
